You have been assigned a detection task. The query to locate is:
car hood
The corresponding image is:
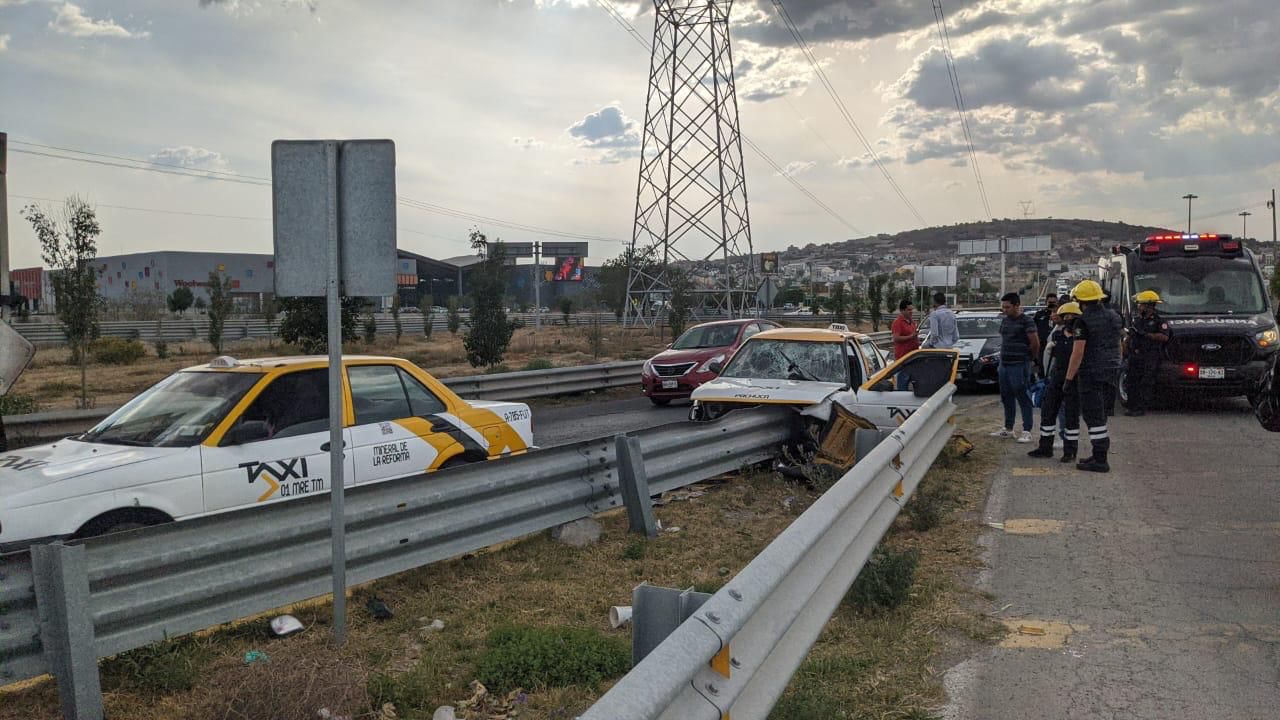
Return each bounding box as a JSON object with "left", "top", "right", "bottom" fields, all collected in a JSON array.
[
  {"left": 954, "top": 337, "right": 995, "bottom": 358},
  {"left": 691, "top": 376, "right": 846, "bottom": 405},
  {"left": 648, "top": 347, "right": 730, "bottom": 365},
  {"left": 0, "top": 439, "right": 180, "bottom": 497}
]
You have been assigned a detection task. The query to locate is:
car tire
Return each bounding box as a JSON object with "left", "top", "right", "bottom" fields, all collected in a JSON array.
[
  {"left": 76, "top": 509, "right": 171, "bottom": 539},
  {"left": 649, "top": 397, "right": 672, "bottom": 406}
]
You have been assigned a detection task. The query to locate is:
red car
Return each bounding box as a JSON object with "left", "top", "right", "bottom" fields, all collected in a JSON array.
[{"left": 641, "top": 319, "right": 781, "bottom": 405}]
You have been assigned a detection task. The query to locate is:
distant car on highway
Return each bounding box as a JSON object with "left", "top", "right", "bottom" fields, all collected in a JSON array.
[
  {"left": 641, "top": 319, "right": 780, "bottom": 405},
  {"left": 0, "top": 355, "right": 533, "bottom": 549},
  {"left": 690, "top": 324, "right": 959, "bottom": 431},
  {"left": 945, "top": 310, "right": 1004, "bottom": 388}
]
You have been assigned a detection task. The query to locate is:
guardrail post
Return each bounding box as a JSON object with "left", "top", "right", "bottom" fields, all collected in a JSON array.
[
  {"left": 31, "top": 541, "right": 103, "bottom": 720},
  {"left": 854, "top": 428, "right": 890, "bottom": 463},
  {"left": 615, "top": 434, "right": 657, "bottom": 537},
  {"left": 631, "top": 584, "right": 712, "bottom": 665}
]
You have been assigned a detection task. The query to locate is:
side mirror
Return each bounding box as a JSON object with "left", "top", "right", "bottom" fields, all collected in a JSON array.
[
  {"left": 666, "top": 343, "right": 673, "bottom": 349},
  {"left": 708, "top": 361, "right": 724, "bottom": 374},
  {"left": 224, "top": 420, "right": 271, "bottom": 446}
]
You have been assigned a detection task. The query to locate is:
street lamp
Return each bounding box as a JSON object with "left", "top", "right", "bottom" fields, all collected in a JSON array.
[
  {"left": 1182, "top": 193, "right": 1198, "bottom": 234},
  {"left": 1240, "top": 210, "right": 1252, "bottom": 241}
]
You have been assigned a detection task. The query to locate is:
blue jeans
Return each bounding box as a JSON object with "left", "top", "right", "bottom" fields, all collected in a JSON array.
[{"left": 998, "top": 360, "right": 1034, "bottom": 432}]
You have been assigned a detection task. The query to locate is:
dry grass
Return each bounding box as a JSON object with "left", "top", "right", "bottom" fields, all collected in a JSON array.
[
  {"left": 12, "top": 325, "right": 664, "bottom": 412},
  {"left": 0, "top": 413, "right": 1001, "bottom": 720}
]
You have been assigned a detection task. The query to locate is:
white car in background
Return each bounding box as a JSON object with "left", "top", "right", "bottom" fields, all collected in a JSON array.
[{"left": 0, "top": 355, "right": 533, "bottom": 549}]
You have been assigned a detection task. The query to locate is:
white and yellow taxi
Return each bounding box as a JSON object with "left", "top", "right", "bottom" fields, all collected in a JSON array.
[
  {"left": 0, "top": 355, "right": 533, "bottom": 548},
  {"left": 690, "top": 324, "right": 959, "bottom": 430}
]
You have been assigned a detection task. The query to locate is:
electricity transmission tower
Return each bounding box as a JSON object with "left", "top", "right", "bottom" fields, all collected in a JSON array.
[
  {"left": 1019, "top": 200, "right": 1035, "bottom": 219},
  {"left": 626, "top": 0, "right": 754, "bottom": 329}
]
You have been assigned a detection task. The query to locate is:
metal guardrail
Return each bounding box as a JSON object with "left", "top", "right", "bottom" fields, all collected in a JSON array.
[
  {"left": 579, "top": 384, "right": 957, "bottom": 720},
  {"left": 0, "top": 407, "right": 792, "bottom": 717},
  {"left": 0, "top": 361, "right": 645, "bottom": 448}
]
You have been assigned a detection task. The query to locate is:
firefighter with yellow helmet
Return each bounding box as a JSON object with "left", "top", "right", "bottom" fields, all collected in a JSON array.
[
  {"left": 1124, "top": 290, "right": 1172, "bottom": 416},
  {"left": 1064, "top": 279, "right": 1123, "bottom": 472}
]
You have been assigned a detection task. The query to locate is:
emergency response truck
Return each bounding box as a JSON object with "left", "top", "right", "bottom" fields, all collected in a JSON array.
[
  {"left": 0, "top": 355, "right": 534, "bottom": 549},
  {"left": 1098, "top": 234, "right": 1278, "bottom": 405}
]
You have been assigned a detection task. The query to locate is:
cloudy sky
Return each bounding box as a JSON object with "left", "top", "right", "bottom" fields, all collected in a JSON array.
[{"left": 2, "top": 0, "right": 1277, "bottom": 268}]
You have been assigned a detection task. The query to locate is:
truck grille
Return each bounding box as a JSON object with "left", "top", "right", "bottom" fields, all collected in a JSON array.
[
  {"left": 654, "top": 362, "right": 695, "bottom": 377},
  {"left": 1165, "top": 336, "right": 1252, "bottom": 366}
]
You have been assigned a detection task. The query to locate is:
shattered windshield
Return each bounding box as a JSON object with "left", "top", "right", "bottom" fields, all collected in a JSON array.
[
  {"left": 720, "top": 339, "right": 847, "bottom": 384},
  {"left": 80, "top": 371, "right": 263, "bottom": 448}
]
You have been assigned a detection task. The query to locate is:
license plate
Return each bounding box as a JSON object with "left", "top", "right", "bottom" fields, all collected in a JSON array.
[
  {"left": 1199, "top": 366, "right": 1225, "bottom": 380},
  {"left": 662, "top": 380, "right": 678, "bottom": 389}
]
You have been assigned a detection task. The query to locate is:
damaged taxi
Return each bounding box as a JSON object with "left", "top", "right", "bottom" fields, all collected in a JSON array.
[{"left": 0, "top": 355, "right": 533, "bottom": 549}]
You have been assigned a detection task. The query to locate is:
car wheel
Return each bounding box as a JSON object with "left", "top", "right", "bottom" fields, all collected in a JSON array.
[
  {"left": 76, "top": 509, "right": 171, "bottom": 539},
  {"left": 650, "top": 396, "right": 672, "bottom": 406}
]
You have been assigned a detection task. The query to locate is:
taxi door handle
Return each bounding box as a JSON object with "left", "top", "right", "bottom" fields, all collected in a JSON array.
[{"left": 320, "top": 440, "right": 347, "bottom": 452}]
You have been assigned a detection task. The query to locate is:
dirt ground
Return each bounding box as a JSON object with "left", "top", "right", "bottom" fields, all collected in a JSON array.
[
  {"left": 0, "top": 412, "right": 1001, "bottom": 720},
  {"left": 11, "top": 324, "right": 666, "bottom": 412}
]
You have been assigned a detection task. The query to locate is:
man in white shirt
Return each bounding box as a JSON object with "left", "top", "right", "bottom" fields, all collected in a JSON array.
[{"left": 922, "top": 292, "right": 959, "bottom": 349}]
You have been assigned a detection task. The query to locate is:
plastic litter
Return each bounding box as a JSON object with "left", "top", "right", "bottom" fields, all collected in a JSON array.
[
  {"left": 270, "top": 614, "right": 304, "bottom": 637},
  {"left": 366, "top": 596, "right": 394, "bottom": 620},
  {"left": 243, "top": 649, "right": 269, "bottom": 665}
]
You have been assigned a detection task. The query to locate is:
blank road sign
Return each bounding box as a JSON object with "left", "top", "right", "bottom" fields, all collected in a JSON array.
[
  {"left": 271, "top": 139, "right": 397, "bottom": 297},
  {"left": 957, "top": 239, "right": 1000, "bottom": 255},
  {"left": 1006, "top": 235, "right": 1052, "bottom": 253}
]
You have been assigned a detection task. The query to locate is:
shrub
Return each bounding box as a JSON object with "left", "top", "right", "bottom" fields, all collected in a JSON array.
[
  {"left": 476, "top": 626, "right": 630, "bottom": 693},
  {"left": 90, "top": 337, "right": 146, "bottom": 365},
  {"left": 907, "top": 488, "right": 945, "bottom": 531},
  {"left": 0, "top": 393, "right": 38, "bottom": 415},
  {"left": 484, "top": 363, "right": 511, "bottom": 375},
  {"left": 154, "top": 339, "right": 169, "bottom": 359},
  {"left": 522, "top": 358, "right": 554, "bottom": 371},
  {"left": 621, "top": 539, "right": 645, "bottom": 561},
  {"left": 844, "top": 547, "right": 919, "bottom": 614},
  {"left": 363, "top": 314, "right": 378, "bottom": 344},
  {"left": 100, "top": 637, "right": 210, "bottom": 695}
]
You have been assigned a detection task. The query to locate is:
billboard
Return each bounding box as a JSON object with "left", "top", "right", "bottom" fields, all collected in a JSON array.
[
  {"left": 552, "top": 256, "right": 585, "bottom": 282},
  {"left": 760, "top": 252, "right": 779, "bottom": 274},
  {"left": 1006, "top": 235, "right": 1052, "bottom": 253},
  {"left": 914, "top": 265, "right": 958, "bottom": 287},
  {"left": 957, "top": 238, "right": 1001, "bottom": 255}
]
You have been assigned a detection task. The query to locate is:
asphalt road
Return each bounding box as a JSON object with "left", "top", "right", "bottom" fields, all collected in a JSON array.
[
  {"left": 533, "top": 393, "right": 690, "bottom": 447},
  {"left": 945, "top": 395, "right": 1280, "bottom": 719}
]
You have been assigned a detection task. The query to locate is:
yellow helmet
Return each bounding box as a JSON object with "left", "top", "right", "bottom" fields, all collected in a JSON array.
[
  {"left": 1056, "top": 301, "right": 1082, "bottom": 317},
  {"left": 1071, "top": 279, "right": 1105, "bottom": 302},
  {"left": 1134, "top": 290, "right": 1162, "bottom": 304}
]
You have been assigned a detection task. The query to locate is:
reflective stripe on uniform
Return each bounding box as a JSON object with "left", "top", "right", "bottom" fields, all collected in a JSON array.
[
  {"left": 1064, "top": 429, "right": 1080, "bottom": 439},
  {"left": 1088, "top": 426, "right": 1109, "bottom": 438}
]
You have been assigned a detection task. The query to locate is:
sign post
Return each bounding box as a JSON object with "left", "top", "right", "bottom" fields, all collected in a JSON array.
[
  {"left": 957, "top": 236, "right": 1051, "bottom": 298},
  {"left": 272, "top": 139, "right": 396, "bottom": 644}
]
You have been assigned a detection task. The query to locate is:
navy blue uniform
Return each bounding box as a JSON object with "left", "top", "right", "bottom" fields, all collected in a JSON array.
[
  {"left": 1124, "top": 310, "right": 1170, "bottom": 412},
  {"left": 1074, "top": 304, "right": 1122, "bottom": 459},
  {"left": 1031, "top": 326, "right": 1080, "bottom": 459}
]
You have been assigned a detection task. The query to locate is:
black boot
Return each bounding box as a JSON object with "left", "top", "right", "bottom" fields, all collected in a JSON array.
[
  {"left": 1124, "top": 409, "right": 1145, "bottom": 417},
  {"left": 1060, "top": 441, "right": 1077, "bottom": 463},
  {"left": 1077, "top": 452, "right": 1109, "bottom": 473},
  {"left": 1027, "top": 434, "right": 1054, "bottom": 458}
]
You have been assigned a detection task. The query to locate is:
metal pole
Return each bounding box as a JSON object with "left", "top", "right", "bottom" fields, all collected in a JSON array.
[
  {"left": 325, "top": 141, "right": 347, "bottom": 644},
  {"left": 1240, "top": 211, "right": 1252, "bottom": 241},
  {"left": 999, "top": 238, "right": 1006, "bottom": 297},
  {"left": 1270, "top": 189, "right": 1277, "bottom": 267},
  {"left": 534, "top": 241, "right": 541, "bottom": 331},
  {"left": 1182, "top": 193, "right": 1197, "bottom": 234},
  {"left": 1, "top": 132, "right": 9, "bottom": 321}
]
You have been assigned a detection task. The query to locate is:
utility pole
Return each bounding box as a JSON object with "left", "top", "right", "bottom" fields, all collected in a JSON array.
[
  {"left": 999, "top": 237, "right": 1007, "bottom": 297},
  {"left": 1240, "top": 211, "right": 1252, "bottom": 241},
  {"left": 0, "top": 132, "right": 9, "bottom": 322},
  {"left": 1182, "top": 193, "right": 1198, "bottom": 234},
  {"left": 533, "top": 241, "right": 541, "bottom": 331},
  {"left": 1268, "top": 189, "right": 1276, "bottom": 267}
]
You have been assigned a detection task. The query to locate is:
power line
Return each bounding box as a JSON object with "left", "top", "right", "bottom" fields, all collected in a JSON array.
[
  {"left": 594, "top": 0, "right": 863, "bottom": 236},
  {"left": 11, "top": 140, "right": 273, "bottom": 182},
  {"left": 931, "top": 0, "right": 992, "bottom": 219},
  {"left": 770, "top": 0, "right": 927, "bottom": 226},
  {"left": 12, "top": 193, "right": 270, "bottom": 222},
  {"left": 12, "top": 140, "right": 625, "bottom": 244}
]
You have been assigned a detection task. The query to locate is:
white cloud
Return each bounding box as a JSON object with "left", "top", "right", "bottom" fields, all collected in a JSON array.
[
  {"left": 511, "top": 137, "right": 543, "bottom": 151},
  {"left": 777, "top": 160, "right": 816, "bottom": 177},
  {"left": 0, "top": 34, "right": 9, "bottom": 52},
  {"left": 149, "top": 146, "right": 229, "bottom": 171},
  {"left": 49, "top": 2, "right": 149, "bottom": 39}
]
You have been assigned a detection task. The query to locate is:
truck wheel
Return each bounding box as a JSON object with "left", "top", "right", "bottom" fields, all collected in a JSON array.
[{"left": 76, "top": 509, "right": 172, "bottom": 539}]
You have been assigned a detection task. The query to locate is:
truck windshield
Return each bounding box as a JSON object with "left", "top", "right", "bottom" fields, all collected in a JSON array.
[
  {"left": 1132, "top": 258, "right": 1268, "bottom": 315},
  {"left": 80, "top": 371, "right": 263, "bottom": 448},
  {"left": 720, "top": 340, "right": 847, "bottom": 384}
]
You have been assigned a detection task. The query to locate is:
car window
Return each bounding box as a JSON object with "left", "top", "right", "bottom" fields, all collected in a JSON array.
[
  {"left": 349, "top": 365, "right": 412, "bottom": 425},
  {"left": 84, "top": 371, "right": 263, "bottom": 448},
  {"left": 672, "top": 324, "right": 741, "bottom": 349},
  {"left": 237, "top": 368, "right": 329, "bottom": 440},
  {"left": 860, "top": 340, "right": 885, "bottom": 373},
  {"left": 740, "top": 323, "right": 762, "bottom": 342},
  {"left": 400, "top": 369, "right": 447, "bottom": 416}
]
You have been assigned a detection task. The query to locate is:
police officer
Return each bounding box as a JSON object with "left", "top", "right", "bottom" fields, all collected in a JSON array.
[
  {"left": 1063, "top": 280, "right": 1122, "bottom": 472},
  {"left": 1028, "top": 302, "right": 1082, "bottom": 462},
  {"left": 1123, "top": 290, "right": 1171, "bottom": 417}
]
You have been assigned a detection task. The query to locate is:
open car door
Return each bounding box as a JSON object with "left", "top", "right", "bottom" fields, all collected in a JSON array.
[{"left": 847, "top": 349, "right": 959, "bottom": 428}]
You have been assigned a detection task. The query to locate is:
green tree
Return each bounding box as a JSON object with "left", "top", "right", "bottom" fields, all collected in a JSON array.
[
  {"left": 194, "top": 296, "right": 207, "bottom": 313},
  {"left": 867, "top": 274, "right": 889, "bottom": 331},
  {"left": 206, "top": 272, "right": 235, "bottom": 354},
  {"left": 666, "top": 265, "right": 695, "bottom": 338},
  {"left": 809, "top": 294, "right": 823, "bottom": 316},
  {"left": 446, "top": 296, "right": 462, "bottom": 335},
  {"left": 597, "top": 246, "right": 658, "bottom": 320},
  {"left": 1270, "top": 271, "right": 1280, "bottom": 305},
  {"left": 23, "top": 196, "right": 102, "bottom": 408},
  {"left": 831, "top": 283, "right": 848, "bottom": 324},
  {"left": 779, "top": 285, "right": 806, "bottom": 307},
  {"left": 277, "top": 296, "right": 361, "bottom": 354},
  {"left": 363, "top": 309, "right": 378, "bottom": 344},
  {"left": 558, "top": 296, "right": 573, "bottom": 326},
  {"left": 463, "top": 230, "right": 515, "bottom": 368},
  {"left": 167, "top": 286, "right": 194, "bottom": 315},
  {"left": 261, "top": 296, "right": 279, "bottom": 348},
  {"left": 419, "top": 293, "right": 435, "bottom": 338},
  {"left": 850, "top": 293, "right": 866, "bottom": 326},
  {"left": 391, "top": 294, "right": 403, "bottom": 345}
]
